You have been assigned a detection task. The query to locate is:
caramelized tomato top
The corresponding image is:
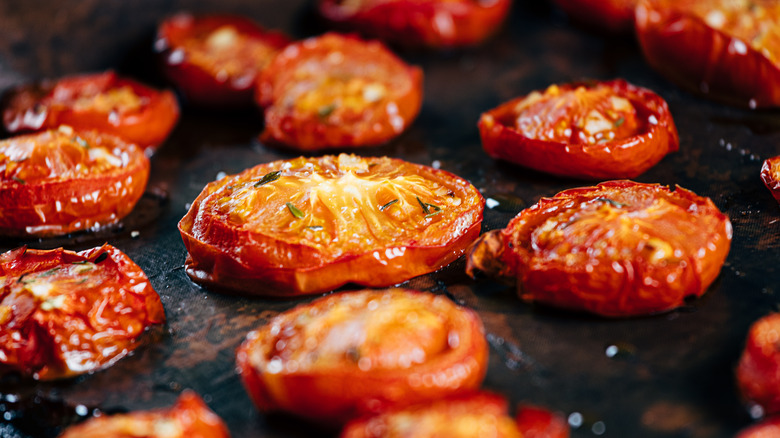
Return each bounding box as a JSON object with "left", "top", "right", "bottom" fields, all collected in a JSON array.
[{"left": 44, "top": 72, "right": 148, "bottom": 118}]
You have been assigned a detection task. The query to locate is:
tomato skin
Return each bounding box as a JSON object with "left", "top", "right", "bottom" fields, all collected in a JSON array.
[
  {"left": 0, "top": 128, "right": 150, "bottom": 237},
  {"left": 2, "top": 71, "right": 180, "bottom": 152},
  {"left": 736, "top": 417, "right": 780, "bottom": 438},
  {"left": 478, "top": 79, "right": 679, "bottom": 180},
  {"left": 236, "top": 289, "right": 488, "bottom": 424},
  {"left": 156, "top": 13, "right": 290, "bottom": 107},
  {"left": 515, "top": 405, "right": 570, "bottom": 438},
  {"left": 256, "top": 33, "right": 423, "bottom": 151},
  {"left": 552, "top": 0, "right": 636, "bottom": 33},
  {"left": 0, "top": 244, "right": 164, "bottom": 380},
  {"left": 737, "top": 313, "right": 780, "bottom": 415},
  {"left": 761, "top": 156, "right": 780, "bottom": 204},
  {"left": 466, "top": 181, "right": 732, "bottom": 317},
  {"left": 636, "top": 0, "right": 780, "bottom": 108}
]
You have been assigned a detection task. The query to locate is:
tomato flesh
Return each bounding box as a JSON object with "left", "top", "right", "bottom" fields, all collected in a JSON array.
[
  {"left": 737, "top": 313, "right": 780, "bottom": 416},
  {"left": 760, "top": 156, "right": 780, "bottom": 204},
  {"left": 552, "top": 0, "right": 637, "bottom": 33},
  {"left": 515, "top": 405, "right": 570, "bottom": 438}
]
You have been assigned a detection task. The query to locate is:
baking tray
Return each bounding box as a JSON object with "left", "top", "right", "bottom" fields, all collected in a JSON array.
[{"left": 1, "top": 1, "right": 780, "bottom": 437}]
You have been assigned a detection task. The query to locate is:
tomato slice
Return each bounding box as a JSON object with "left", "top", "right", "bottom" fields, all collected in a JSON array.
[
  {"left": 256, "top": 33, "right": 423, "bottom": 151},
  {"left": 58, "top": 391, "right": 229, "bottom": 438},
  {"left": 0, "top": 244, "right": 164, "bottom": 380},
  {"left": 478, "top": 79, "right": 679, "bottom": 180},
  {"left": 636, "top": 0, "right": 780, "bottom": 108},
  {"left": 318, "top": 0, "right": 512, "bottom": 48},
  {"left": 0, "top": 126, "right": 150, "bottom": 237},
  {"left": 736, "top": 417, "right": 780, "bottom": 438},
  {"left": 515, "top": 405, "right": 570, "bottom": 438},
  {"left": 761, "top": 156, "right": 780, "bottom": 204},
  {"left": 466, "top": 181, "right": 732, "bottom": 317},
  {"left": 2, "top": 71, "right": 180, "bottom": 152},
  {"left": 737, "top": 313, "right": 780, "bottom": 416},
  {"left": 236, "top": 289, "right": 488, "bottom": 423},
  {"left": 552, "top": 0, "right": 637, "bottom": 33},
  {"left": 156, "top": 13, "right": 290, "bottom": 107},
  {"left": 179, "top": 154, "right": 483, "bottom": 296}
]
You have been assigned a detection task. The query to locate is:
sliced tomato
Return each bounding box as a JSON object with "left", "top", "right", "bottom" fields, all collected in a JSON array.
[
  {"left": 156, "top": 13, "right": 290, "bottom": 107},
  {"left": 466, "top": 181, "right": 732, "bottom": 317},
  {"left": 515, "top": 405, "right": 570, "bottom": 438},
  {"left": 478, "top": 79, "right": 679, "bottom": 180},
  {"left": 318, "top": 0, "right": 512, "bottom": 48},
  {"left": 236, "top": 289, "right": 488, "bottom": 424},
  {"left": 552, "top": 0, "right": 637, "bottom": 33},
  {"left": 761, "top": 156, "right": 780, "bottom": 204},
  {"left": 2, "top": 71, "right": 179, "bottom": 152},
  {"left": 0, "top": 244, "right": 164, "bottom": 380},
  {"left": 256, "top": 33, "right": 423, "bottom": 151},
  {"left": 737, "top": 313, "right": 780, "bottom": 415},
  {"left": 636, "top": 0, "right": 780, "bottom": 108},
  {"left": 0, "top": 126, "right": 149, "bottom": 237},
  {"left": 736, "top": 416, "right": 780, "bottom": 438},
  {"left": 179, "top": 154, "right": 483, "bottom": 296}
]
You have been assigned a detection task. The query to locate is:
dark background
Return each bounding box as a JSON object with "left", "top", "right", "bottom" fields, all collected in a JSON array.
[{"left": 1, "top": 1, "right": 780, "bottom": 437}]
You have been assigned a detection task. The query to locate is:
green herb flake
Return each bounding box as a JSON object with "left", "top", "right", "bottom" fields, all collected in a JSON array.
[
  {"left": 94, "top": 252, "right": 109, "bottom": 264},
  {"left": 286, "top": 202, "right": 305, "bottom": 219},
  {"left": 317, "top": 104, "right": 337, "bottom": 118},
  {"left": 73, "top": 136, "right": 90, "bottom": 148},
  {"left": 38, "top": 267, "right": 62, "bottom": 278},
  {"left": 416, "top": 196, "right": 430, "bottom": 214},
  {"left": 425, "top": 210, "right": 443, "bottom": 218},
  {"left": 17, "top": 273, "right": 32, "bottom": 284},
  {"left": 416, "top": 196, "right": 442, "bottom": 218},
  {"left": 72, "top": 261, "right": 90, "bottom": 265},
  {"left": 614, "top": 117, "right": 625, "bottom": 128},
  {"left": 11, "top": 176, "right": 25, "bottom": 184},
  {"left": 595, "top": 197, "right": 627, "bottom": 208},
  {"left": 306, "top": 225, "right": 323, "bottom": 231},
  {"left": 379, "top": 199, "right": 399, "bottom": 211},
  {"left": 254, "top": 170, "right": 282, "bottom": 188}
]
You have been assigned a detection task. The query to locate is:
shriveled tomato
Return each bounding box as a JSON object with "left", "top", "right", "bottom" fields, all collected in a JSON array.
[
  {"left": 636, "top": 0, "right": 780, "bottom": 108},
  {"left": 0, "top": 244, "right": 164, "bottom": 380},
  {"left": 761, "top": 156, "right": 780, "bottom": 204},
  {"left": 478, "top": 80, "right": 679, "bottom": 180},
  {"left": 155, "top": 13, "right": 290, "bottom": 107},
  {"left": 552, "top": 0, "right": 637, "bottom": 33},
  {"left": 515, "top": 405, "right": 570, "bottom": 438},
  {"left": 256, "top": 33, "right": 423, "bottom": 151},
  {"left": 2, "top": 71, "right": 179, "bottom": 152},
  {"left": 318, "top": 0, "right": 512, "bottom": 48},
  {"left": 236, "top": 289, "right": 488, "bottom": 424},
  {"left": 736, "top": 417, "right": 780, "bottom": 438},
  {"left": 179, "top": 154, "right": 483, "bottom": 296},
  {"left": 466, "top": 181, "right": 732, "bottom": 317},
  {"left": 737, "top": 313, "right": 780, "bottom": 415},
  {"left": 57, "top": 391, "right": 229, "bottom": 438},
  {"left": 0, "top": 126, "right": 149, "bottom": 237}
]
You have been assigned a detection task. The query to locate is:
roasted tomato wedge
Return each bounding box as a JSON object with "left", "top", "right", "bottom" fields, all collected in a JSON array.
[
  {"left": 736, "top": 417, "right": 780, "bottom": 438},
  {"left": 0, "top": 126, "right": 149, "bottom": 237},
  {"left": 466, "top": 181, "right": 732, "bottom": 317},
  {"left": 552, "top": 0, "right": 637, "bottom": 33},
  {"left": 318, "top": 0, "right": 512, "bottom": 48},
  {"left": 256, "top": 33, "right": 423, "bottom": 151},
  {"left": 636, "top": 0, "right": 780, "bottom": 108},
  {"left": 179, "top": 154, "right": 483, "bottom": 296},
  {"left": 58, "top": 391, "right": 229, "bottom": 438},
  {"left": 737, "top": 313, "right": 780, "bottom": 415},
  {"left": 478, "top": 80, "right": 679, "bottom": 180},
  {"left": 761, "top": 156, "right": 780, "bottom": 204},
  {"left": 236, "top": 289, "right": 488, "bottom": 423},
  {"left": 2, "top": 71, "right": 179, "bottom": 152},
  {"left": 0, "top": 244, "right": 164, "bottom": 380},
  {"left": 155, "top": 13, "right": 290, "bottom": 107},
  {"left": 515, "top": 405, "right": 570, "bottom": 438}
]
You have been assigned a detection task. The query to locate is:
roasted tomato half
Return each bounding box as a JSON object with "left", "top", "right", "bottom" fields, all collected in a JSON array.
[
  {"left": 737, "top": 313, "right": 780, "bottom": 415},
  {"left": 179, "top": 154, "right": 483, "bottom": 296},
  {"left": 155, "top": 13, "right": 290, "bottom": 107},
  {"left": 236, "top": 289, "right": 488, "bottom": 424},
  {"left": 736, "top": 416, "right": 780, "bottom": 438},
  {"left": 256, "top": 33, "right": 423, "bottom": 151},
  {"left": 466, "top": 181, "right": 732, "bottom": 317},
  {"left": 58, "top": 391, "right": 229, "bottom": 438},
  {"left": 2, "top": 71, "right": 179, "bottom": 152},
  {"left": 636, "top": 0, "right": 780, "bottom": 108},
  {"left": 0, "top": 244, "right": 164, "bottom": 380},
  {"left": 478, "top": 80, "right": 679, "bottom": 180},
  {"left": 318, "top": 0, "right": 512, "bottom": 48},
  {"left": 0, "top": 126, "right": 150, "bottom": 237},
  {"left": 552, "top": 0, "right": 636, "bottom": 33},
  {"left": 515, "top": 405, "right": 570, "bottom": 438},
  {"left": 761, "top": 156, "right": 780, "bottom": 204}
]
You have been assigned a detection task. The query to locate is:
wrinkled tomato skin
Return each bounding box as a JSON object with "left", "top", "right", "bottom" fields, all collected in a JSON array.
[
  {"left": 737, "top": 313, "right": 780, "bottom": 415},
  {"left": 636, "top": 0, "right": 780, "bottom": 108},
  {"left": 552, "top": 0, "right": 636, "bottom": 33},
  {"left": 318, "top": 0, "right": 512, "bottom": 48},
  {"left": 256, "top": 33, "right": 423, "bottom": 151},
  {"left": 736, "top": 416, "right": 780, "bottom": 438},
  {"left": 236, "top": 289, "right": 488, "bottom": 424},
  {"left": 760, "top": 156, "right": 780, "bottom": 204},
  {"left": 156, "top": 13, "right": 290, "bottom": 107},
  {"left": 515, "top": 405, "right": 570, "bottom": 438},
  {"left": 0, "top": 245, "right": 164, "bottom": 380},
  {"left": 478, "top": 79, "right": 679, "bottom": 180},
  {"left": 2, "top": 71, "right": 179, "bottom": 152}
]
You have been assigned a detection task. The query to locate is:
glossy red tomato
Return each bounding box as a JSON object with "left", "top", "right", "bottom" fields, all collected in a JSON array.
[
  {"left": 737, "top": 313, "right": 780, "bottom": 415},
  {"left": 736, "top": 416, "right": 780, "bottom": 438},
  {"left": 318, "top": 0, "right": 512, "bottom": 48},
  {"left": 0, "top": 126, "right": 149, "bottom": 237},
  {"left": 2, "top": 71, "right": 179, "bottom": 152},
  {"left": 466, "top": 181, "right": 732, "bottom": 317},
  {"left": 515, "top": 405, "right": 570, "bottom": 438},
  {"left": 761, "top": 156, "right": 780, "bottom": 204},
  {"left": 237, "top": 289, "right": 488, "bottom": 424},
  {"left": 0, "top": 244, "right": 164, "bottom": 380},
  {"left": 552, "top": 0, "right": 637, "bottom": 33},
  {"left": 256, "top": 33, "right": 423, "bottom": 151},
  {"left": 478, "top": 79, "right": 679, "bottom": 180},
  {"left": 179, "top": 154, "right": 483, "bottom": 296},
  {"left": 57, "top": 391, "right": 229, "bottom": 438},
  {"left": 156, "top": 13, "right": 290, "bottom": 107},
  {"left": 636, "top": 0, "right": 780, "bottom": 108}
]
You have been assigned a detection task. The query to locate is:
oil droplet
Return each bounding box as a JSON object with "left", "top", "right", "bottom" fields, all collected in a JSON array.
[
  {"left": 568, "top": 412, "right": 583, "bottom": 428},
  {"left": 749, "top": 403, "right": 765, "bottom": 419},
  {"left": 604, "top": 342, "right": 637, "bottom": 360},
  {"left": 484, "top": 193, "right": 526, "bottom": 213},
  {"left": 592, "top": 421, "right": 606, "bottom": 435}
]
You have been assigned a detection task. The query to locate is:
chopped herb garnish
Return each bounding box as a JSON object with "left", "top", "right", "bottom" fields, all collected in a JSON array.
[
  {"left": 425, "top": 210, "right": 442, "bottom": 218},
  {"left": 416, "top": 196, "right": 430, "bottom": 214},
  {"left": 306, "top": 225, "right": 323, "bottom": 231},
  {"left": 11, "top": 176, "right": 25, "bottom": 184},
  {"left": 254, "top": 170, "right": 282, "bottom": 187},
  {"left": 614, "top": 117, "right": 625, "bottom": 127},
  {"left": 368, "top": 163, "right": 378, "bottom": 168},
  {"left": 38, "top": 267, "right": 62, "bottom": 278},
  {"left": 94, "top": 252, "right": 109, "bottom": 264},
  {"left": 73, "top": 136, "right": 89, "bottom": 148},
  {"left": 286, "top": 202, "right": 304, "bottom": 219},
  {"left": 595, "top": 197, "right": 627, "bottom": 208},
  {"left": 379, "top": 199, "right": 399, "bottom": 211},
  {"left": 416, "top": 196, "right": 442, "bottom": 218},
  {"left": 17, "top": 273, "right": 31, "bottom": 284},
  {"left": 75, "top": 278, "right": 89, "bottom": 285},
  {"left": 72, "top": 261, "right": 90, "bottom": 265},
  {"left": 317, "top": 103, "right": 337, "bottom": 118}
]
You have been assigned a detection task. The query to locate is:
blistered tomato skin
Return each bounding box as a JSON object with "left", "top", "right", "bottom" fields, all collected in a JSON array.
[
  {"left": 0, "top": 127, "right": 150, "bottom": 237},
  {"left": 636, "top": 0, "right": 780, "bottom": 108},
  {"left": 179, "top": 154, "right": 483, "bottom": 296},
  {"left": 0, "top": 244, "right": 165, "bottom": 380},
  {"left": 156, "top": 13, "right": 290, "bottom": 107},
  {"left": 736, "top": 416, "right": 780, "bottom": 438},
  {"left": 256, "top": 33, "right": 423, "bottom": 151},
  {"left": 478, "top": 80, "right": 679, "bottom": 180},
  {"left": 236, "top": 289, "right": 488, "bottom": 424},
  {"left": 761, "top": 156, "right": 780, "bottom": 204},
  {"left": 2, "top": 71, "right": 179, "bottom": 152},
  {"left": 552, "top": 0, "right": 636, "bottom": 33},
  {"left": 737, "top": 313, "right": 780, "bottom": 415},
  {"left": 466, "top": 181, "right": 732, "bottom": 317},
  {"left": 515, "top": 405, "right": 570, "bottom": 438}
]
